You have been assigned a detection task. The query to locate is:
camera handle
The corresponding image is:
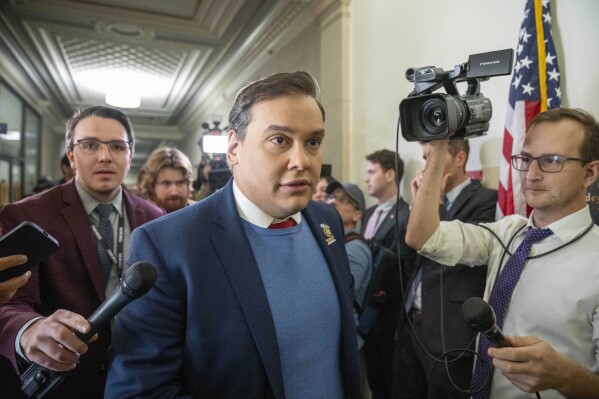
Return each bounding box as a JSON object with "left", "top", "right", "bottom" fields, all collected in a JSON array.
[{"left": 20, "top": 363, "right": 69, "bottom": 398}]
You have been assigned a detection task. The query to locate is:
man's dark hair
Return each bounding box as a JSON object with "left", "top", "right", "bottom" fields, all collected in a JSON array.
[
  {"left": 228, "top": 71, "right": 324, "bottom": 141},
  {"left": 447, "top": 140, "right": 470, "bottom": 171},
  {"left": 447, "top": 140, "right": 469, "bottom": 158},
  {"left": 60, "top": 153, "right": 69, "bottom": 167},
  {"left": 365, "top": 149, "right": 404, "bottom": 182},
  {"left": 65, "top": 106, "right": 135, "bottom": 151},
  {"left": 529, "top": 108, "right": 599, "bottom": 161}
]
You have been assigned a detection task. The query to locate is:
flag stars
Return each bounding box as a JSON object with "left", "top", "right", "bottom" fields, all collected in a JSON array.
[
  {"left": 520, "top": 56, "right": 534, "bottom": 69},
  {"left": 517, "top": 43, "right": 524, "bottom": 55},
  {"left": 522, "top": 31, "right": 532, "bottom": 43},
  {"left": 548, "top": 68, "right": 560, "bottom": 81},
  {"left": 514, "top": 61, "right": 522, "bottom": 73},
  {"left": 555, "top": 86, "right": 561, "bottom": 99},
  {"left": 546, "top": 52, "right": 557, "bottom": 65},
  {"left": 512, "top": 75, "right": 523, "bottom": 89},
  {"left": 522, "top": 83, "right": 535, "bottom": 96},
  {"left": 543, "top": 12, "right": 552, "bottom": 24},
  {"left": 542, "top": 0, "right": 550, "bottom": 8}
]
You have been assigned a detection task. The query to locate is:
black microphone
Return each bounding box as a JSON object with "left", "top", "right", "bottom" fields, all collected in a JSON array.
[
  {"left": 461, "top": 297, "right": 510, "bottom": 348},
  {"left": 20, "top": 261, "right": 157, "bottom": 398}
]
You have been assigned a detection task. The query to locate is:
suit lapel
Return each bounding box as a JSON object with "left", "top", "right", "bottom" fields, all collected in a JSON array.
[
  {"left": 123, "top": 188, "right": 144, "bottom": 229},
  {"left": 445, "top": 181, "right": 477, "bottom": 219},
  {"left": 303, "top": 205, "right": 348, "bottom": 305},
  {"left": 60, "top": 182, "right": 107, "bottom": 301},
  {"left": 210, "top": 183, "right": 285, "bottom": 399},
  {"left": 374, "top": 202, "right": 397, "bottom": 241}
]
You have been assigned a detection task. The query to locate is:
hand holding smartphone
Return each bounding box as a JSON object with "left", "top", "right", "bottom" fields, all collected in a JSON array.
[{"left": 0, "top": 222, "right": 59, "bottom": 282}]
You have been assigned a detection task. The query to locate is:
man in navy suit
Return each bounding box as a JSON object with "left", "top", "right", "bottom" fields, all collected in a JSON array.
[
  {"left": 105, "top": 71, "right": 360, "bottom": 398},
  {"left": 360, "top": 149, "right": 412, "bottom": 399},
  {"left": 393, "top": 140, "right": 497, "bottom": 398},
  {"left": 0, "top": 106, "right": 165, "bottom": 399}
]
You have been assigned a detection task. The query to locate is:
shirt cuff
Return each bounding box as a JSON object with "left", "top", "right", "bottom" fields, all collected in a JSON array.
[{"left": 15, "top": 317, "right": 44, "bottom": 362}]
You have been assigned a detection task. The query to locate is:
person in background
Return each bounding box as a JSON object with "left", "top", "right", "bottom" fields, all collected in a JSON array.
[
  {"left": 312, "top": 175, "right": 335, "bottom": 202},
  {"left": 326, "top": 180, "right": 371, "bottom": 347},
  {"left": 136, "top": 147, "right": 195, "bottom": 213},
  {"left": 105, "top": 71, "right": 360, "bottom": 398},
  {"left": 58, "top": 153, "right": 75, "bottom": 184},
  {"left": 326, "top": 180, "right": 372, "bottom": 399},
  {"left": 361, "top": 149, "right": 412, "bottom": 399},
  {"left": 0, "top": 106, "right": 165, "bottom": 399},
  {"left": 406, "top": 107, "right": 599, "bottom": 398},
  {"left": 31, "top": 175, "right": 55, "bottom": 194},
  {"left": 393, "top": 140, "right": 497, "bottom": 399}
]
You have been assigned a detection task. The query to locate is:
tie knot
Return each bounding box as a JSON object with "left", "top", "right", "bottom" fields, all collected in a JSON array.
[
  {"left": 524, "top": 227, "right": 553, "bottom": 244},
  {"left": 95, "top": 204, "right": 114, "bottom": 219}
]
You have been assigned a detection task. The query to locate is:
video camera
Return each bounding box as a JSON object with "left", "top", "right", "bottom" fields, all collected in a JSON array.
[{"left": 399, "top": 49, "right": 513, "bottom": 141}]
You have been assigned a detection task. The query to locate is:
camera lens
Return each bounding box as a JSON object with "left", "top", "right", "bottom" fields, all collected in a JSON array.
[
  {"left": 431, "top": 108, "right": 445, "bottom": 126},
  {"left": 420, "top": 99, "right": 447, "bottom": 135}
]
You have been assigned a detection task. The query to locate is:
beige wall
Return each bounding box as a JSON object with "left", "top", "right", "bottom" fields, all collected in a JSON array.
[
  {"left": 349, "top": 0, "right": 599, "bottom": 206},
  {"left": 184, "top": 0, "right": 599, "bottom": 209}
]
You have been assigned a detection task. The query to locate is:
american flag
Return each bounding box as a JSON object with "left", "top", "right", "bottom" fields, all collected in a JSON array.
[{"left": 497, "top": 0, "right": 561, "bottom": 218}]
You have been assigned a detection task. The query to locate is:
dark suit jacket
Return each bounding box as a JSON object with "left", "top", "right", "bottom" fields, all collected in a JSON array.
[
  {"left": 0, "top": 180, "right": 164, "bottom": 399},
  {"left": 105, "top": 180, "right": 360, "bottom": 399},
  {"left": 361, "top": 198, "right": 416, "bottom": 292},
  {"left": 403, "top": 180, "right": 497, "bottom": 354}
]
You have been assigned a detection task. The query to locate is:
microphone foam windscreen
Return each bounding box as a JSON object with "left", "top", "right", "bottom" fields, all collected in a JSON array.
[{"left": 121, "top": 261, "right": 157, "bottom": 298}]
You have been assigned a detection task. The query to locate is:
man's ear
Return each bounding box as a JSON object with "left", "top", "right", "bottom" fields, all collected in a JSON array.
[
  {"left": 226, "top": 130, "right": 240, "bottom": 167},
  {"left": 66, "top": 148, "right": 77, "bottom": 173},
  {"left": 385, "top": 168, "right": 396, "bottom": 184},
  {"left": 583, "top": 160, "right": 599, "bottom": 188},
  {"left": 455, "top": 150, "right": 467, "bottom": 168}
]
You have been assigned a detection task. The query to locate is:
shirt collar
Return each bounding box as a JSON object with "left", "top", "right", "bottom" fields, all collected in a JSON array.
[
  {"left": 445, "top": 178, "right": 471, "bottom": 204},
  {"left": 75, "top": 178, "right": 123, "bottom": 216},
  {"left": 232, "top": 180, "right": 302, "bottom": 228},
  {"left": 376, "top": 196, "right": 398, "bottom": 213},
  {"left": 527, "top": 205, "right": 594, "bottom": 243}
]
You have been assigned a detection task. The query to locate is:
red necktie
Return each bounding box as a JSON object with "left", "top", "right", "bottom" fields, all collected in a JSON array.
[{"left": 268, "top": 218, "right": 297, "bottom": 229}]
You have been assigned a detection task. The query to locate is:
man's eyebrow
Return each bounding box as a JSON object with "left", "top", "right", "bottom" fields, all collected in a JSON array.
[
  {"left": 264, "top": 124, "right": 293, "bottom": 133},
  {"left": 263, "top": 125, "right": 325, "bottom": 137}
]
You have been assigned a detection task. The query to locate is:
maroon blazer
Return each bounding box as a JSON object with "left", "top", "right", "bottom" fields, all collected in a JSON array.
[{"left": 0, "top": 180, "right": 165, "bottom": 399}]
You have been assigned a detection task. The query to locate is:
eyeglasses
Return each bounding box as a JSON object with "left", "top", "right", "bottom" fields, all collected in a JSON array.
[
  {"left": 74, "top": 139, "right": 132, "bottom": 155},
  {"left": 511, "top": 154, "right": 590, "bottom": 173},
  {"left": 326, "top": 193, "right": 358, "bottom": 208}
]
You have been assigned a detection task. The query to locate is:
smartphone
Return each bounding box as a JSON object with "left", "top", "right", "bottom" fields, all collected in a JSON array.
[{"left": 0, "top": 221, "right": 59, "bottom": 282}]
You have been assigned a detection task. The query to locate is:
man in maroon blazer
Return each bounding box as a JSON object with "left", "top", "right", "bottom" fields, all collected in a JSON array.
[{"left": 0, "top": 106, "right": 165, "bottom": 399}]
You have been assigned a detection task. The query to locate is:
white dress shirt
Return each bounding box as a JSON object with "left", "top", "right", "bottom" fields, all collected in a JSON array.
[{"left": 420, "top": 206, "right": 599, "bottom": 399}]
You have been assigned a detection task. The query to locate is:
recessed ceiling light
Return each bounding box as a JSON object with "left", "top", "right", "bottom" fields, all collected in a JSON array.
[{"left": 105, "top": 91, "right": 141, "bottom": 108}]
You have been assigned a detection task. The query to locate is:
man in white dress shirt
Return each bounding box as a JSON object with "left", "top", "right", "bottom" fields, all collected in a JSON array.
[{"left": 405, "top": 107, "right": 599, "bottom": 398}]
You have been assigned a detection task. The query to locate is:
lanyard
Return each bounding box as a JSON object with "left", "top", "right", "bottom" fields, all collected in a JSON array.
[{"left": 90, "top": 210, "right": 125, "bottom": 278}]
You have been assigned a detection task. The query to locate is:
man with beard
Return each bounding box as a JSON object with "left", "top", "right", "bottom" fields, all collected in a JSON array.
[{"left": 136, "top": 147, "right": 195, "bottom": 213}]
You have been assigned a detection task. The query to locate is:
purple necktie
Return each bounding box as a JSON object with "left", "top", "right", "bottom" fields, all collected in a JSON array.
[{"left": 470, "top": 227, "right": 553, "bottom": 398}]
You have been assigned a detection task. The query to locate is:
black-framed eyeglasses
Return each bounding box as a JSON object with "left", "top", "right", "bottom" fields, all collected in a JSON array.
[
  {"left": 74, "top": 139, "right": 132, "bottom": 155},
  {"left": 511, "top": 154, "right": 590, "bottom": 173}
]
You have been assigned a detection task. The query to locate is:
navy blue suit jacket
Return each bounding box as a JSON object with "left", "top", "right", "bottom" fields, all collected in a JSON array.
[{"left": 105, "top": 180, "right": 361, "bottom": 399}]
